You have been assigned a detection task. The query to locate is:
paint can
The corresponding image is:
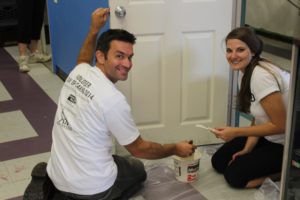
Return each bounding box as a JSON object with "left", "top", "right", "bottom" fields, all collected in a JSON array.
[{"left": 173, "top": 150, "right": 201, "bottom": 183}]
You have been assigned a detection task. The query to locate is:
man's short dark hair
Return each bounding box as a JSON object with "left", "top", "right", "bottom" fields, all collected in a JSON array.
[{"left": 96, "top": 29, "right": 136, "bottom": 57}]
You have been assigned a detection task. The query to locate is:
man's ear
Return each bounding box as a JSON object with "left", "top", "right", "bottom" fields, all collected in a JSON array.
[{"left": 95, "top": 50, "right": 105, "bottom": 65}]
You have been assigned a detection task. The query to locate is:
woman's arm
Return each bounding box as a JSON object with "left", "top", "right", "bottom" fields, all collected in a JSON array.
[
  {"left": 230, "top": 118, "right": 259, "bottom": 161},
  {"left": 213, "top": 91, "right": 286, "bottom": 141},
  {"left": 242, "top": 118, "right": 259, "bottom": 152},
  {"left": 230, "top": 136, "right": 259, "bottom": 163},
  {"left": 239, "top": 91, "right": 286, "bottom": 136},
  {"left": 243, "top": 136, "right": 259, "bottom": 152}
]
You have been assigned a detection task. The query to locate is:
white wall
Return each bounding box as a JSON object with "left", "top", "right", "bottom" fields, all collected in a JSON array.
[{"left": 245, "top": 0, "right": 300, "bottom": 38}]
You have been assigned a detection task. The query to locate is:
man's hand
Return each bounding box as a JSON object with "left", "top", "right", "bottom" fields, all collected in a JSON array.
[
  {"left": 175, "top": 140, "right": 197, "bottom": 157},
  {"left": 90, "top": 8, "right": 110, "bottom": 33},
  {"left": 77, "top": 7, "right": 110, "bottom": 65}
]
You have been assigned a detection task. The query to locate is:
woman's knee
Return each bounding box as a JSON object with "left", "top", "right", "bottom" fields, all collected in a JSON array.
[
  {"left": 223, "top": 168, "right": 248, "bottom": 188},
  {"left": 211, "top": 153, "right": 221, "bottom": 172},
  {"left": 211, "top": 152, "right": 227, "bottom": 173}
]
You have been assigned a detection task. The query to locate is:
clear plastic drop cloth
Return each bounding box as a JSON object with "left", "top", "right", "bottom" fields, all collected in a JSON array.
[
  {"left": 136, "top": 164, "right": 207, "bottom": 200},
  {"left": 254, "top": 178, "right": 280, "bottom": 200}
]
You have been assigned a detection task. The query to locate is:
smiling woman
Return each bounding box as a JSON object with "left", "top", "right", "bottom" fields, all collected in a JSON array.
[
  {"left": 210, "top": 26, "right": 290, "bottom": 189},
  {"left": 225, "top": 39, "right": 253, "bottom": 72}
]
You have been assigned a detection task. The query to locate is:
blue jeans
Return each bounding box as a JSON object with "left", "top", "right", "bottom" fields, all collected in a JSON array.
[{"left": 62, "top": 155, "right": 147, "bottom": 200}]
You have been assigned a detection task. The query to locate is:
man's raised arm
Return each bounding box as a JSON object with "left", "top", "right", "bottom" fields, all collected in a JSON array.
[{"left": 77, "top": 8, "right": 110, "bottom": 65}]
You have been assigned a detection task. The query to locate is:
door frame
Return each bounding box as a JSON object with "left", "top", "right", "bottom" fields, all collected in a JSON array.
[{"left": 227, "top": 0, "right": 245, "bottom": 126}]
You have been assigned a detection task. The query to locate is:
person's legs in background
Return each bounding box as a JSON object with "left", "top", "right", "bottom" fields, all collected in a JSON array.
[
  {"left": 28, "top": 0, "right": 51, "bottom": 64},
  {"left": 16, "top": 0, "right": 51, "bottom": 73},
  {"left": 17, "top": 0, "right": 33, "bottom": 72}
]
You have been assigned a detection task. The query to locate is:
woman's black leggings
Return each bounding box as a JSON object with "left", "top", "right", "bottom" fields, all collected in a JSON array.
[
  {"left": 211, "top": 137, "right": 283, "bottom": 188},
  {"left": 17, "top": 0, "right": 46, "bottom": 44}
]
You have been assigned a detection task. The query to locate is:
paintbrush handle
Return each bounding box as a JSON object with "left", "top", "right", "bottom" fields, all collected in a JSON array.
[{"left": 195, "top": 124, "right": 214, "bottom": 131}]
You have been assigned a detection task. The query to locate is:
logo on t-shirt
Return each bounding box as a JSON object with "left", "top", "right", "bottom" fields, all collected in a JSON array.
[
  {"left": 67, "top": 94, "right": 77, "bottom": 104},
  {"left": 57, "top": 109, "right": 72, "bottom": 131}
]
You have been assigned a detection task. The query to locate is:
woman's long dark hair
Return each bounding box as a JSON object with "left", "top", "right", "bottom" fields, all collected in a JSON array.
[{"left": 226, "top": 27, "right": 265, "bottom": 113}]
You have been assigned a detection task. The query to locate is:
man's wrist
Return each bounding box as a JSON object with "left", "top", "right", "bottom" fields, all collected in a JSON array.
[
  {"left": 89, "top": 26, "right": 100, "bottom": 35},
  {"left": 172, "top": 143, "right": 178, "bottom": 156},
  {"left": 161, "top": 143, "right": 176, "bottom": 157}
]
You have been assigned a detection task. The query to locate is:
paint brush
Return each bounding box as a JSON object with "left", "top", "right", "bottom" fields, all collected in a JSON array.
[
  {"left": 195, "top": 124, "right": 215, "bottom": 132},
  {"left": 195, "top": 143, "right": 223, "bottom": 147}
]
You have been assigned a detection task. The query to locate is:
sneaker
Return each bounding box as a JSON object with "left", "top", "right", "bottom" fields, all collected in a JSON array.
[
  {"left": 29, "top": 51, "right": 52, "bottom": 63},
  {"left": 23, "top": 162, "right": 55, "bottom": 200},
  {"left": 18, "top": 56, "right": 30, "bottom": 73}
]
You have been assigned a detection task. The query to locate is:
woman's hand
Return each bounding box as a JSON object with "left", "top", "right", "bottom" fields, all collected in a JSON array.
[
  {"left": 211, "top": 126, "right": 237, "bottom": 142},
  {"left": 228, "top": 136, "right": 258, "bottom": 165},
  {"left": 229, "top": 148, "right": 251, "bottom": 165},
  {"left": 232, "top": 149, "right": 249, "bottom": 160}
]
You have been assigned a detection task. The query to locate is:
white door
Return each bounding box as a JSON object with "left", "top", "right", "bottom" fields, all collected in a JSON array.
[{"left": 109, "top": 0, "right": 235, "bottom": 149}]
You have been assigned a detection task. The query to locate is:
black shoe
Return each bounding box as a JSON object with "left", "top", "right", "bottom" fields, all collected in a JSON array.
[{"left": 23, "top": 162, "right": 54, "bottom": 200}]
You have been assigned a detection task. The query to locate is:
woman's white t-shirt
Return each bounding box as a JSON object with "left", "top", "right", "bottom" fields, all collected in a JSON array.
[{"left": 238, "top": 61, "right": 290, "bottom": 145}]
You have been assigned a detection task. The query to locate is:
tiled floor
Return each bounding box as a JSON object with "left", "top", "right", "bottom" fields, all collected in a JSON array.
[
  {"left": 0, "top": 46, "right": 63, "bottom": 200},
  {"left": 0, "top": 45, "right": 285, "bottom": 199}
]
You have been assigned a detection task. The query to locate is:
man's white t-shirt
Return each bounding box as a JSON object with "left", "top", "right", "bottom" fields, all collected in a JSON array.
[
  {"left": 47, "top": 63, "right": 140, "bottom": 195},
  {"left": 238, "top": 61, "right": 290, "bottom": 145}
]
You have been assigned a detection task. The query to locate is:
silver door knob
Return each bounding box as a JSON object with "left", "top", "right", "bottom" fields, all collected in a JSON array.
[{"left": 115, "top": 6, "right": 126, "bottom": 18}]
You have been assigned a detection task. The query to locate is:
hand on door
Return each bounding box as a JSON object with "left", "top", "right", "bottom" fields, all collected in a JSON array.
[
  {"left": 91, "top": 7, "right": 110, "bottom": 33},
  {"left": 77, "top": 7, "right": 110, "bottom": 65}
]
